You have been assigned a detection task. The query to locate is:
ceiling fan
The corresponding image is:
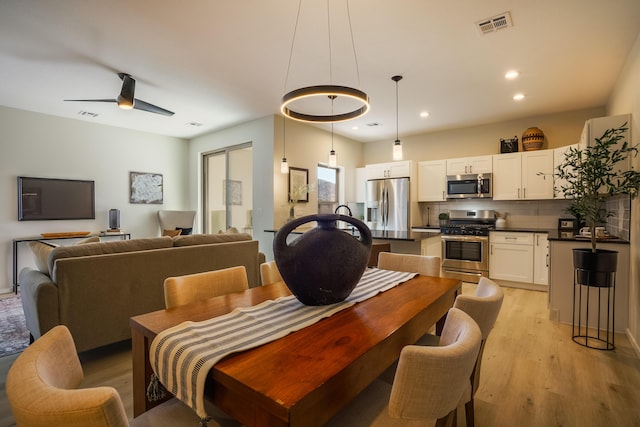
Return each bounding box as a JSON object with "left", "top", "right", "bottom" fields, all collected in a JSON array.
[{"left": 65, "top": 72, "right": 174, "bottom": 116}]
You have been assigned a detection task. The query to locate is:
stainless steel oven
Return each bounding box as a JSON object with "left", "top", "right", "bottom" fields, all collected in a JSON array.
[
  {"left": 441, "top": 235, "right": 489, "bottom": 283},
  {"left": 440, "top": 209, "right": 494, "bottom": 283}
]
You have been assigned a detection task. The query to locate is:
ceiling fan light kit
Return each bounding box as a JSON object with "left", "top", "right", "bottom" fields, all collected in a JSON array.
[{"left": 64, "top": 72, "right": 174, "bottom": 117}]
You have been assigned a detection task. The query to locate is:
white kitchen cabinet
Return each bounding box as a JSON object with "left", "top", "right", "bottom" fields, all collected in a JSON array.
[
  {"left": 553, "top": 144, "right": 578, "bottom": 199},
  {"left": 446, "top": 155, "right": 493, "bottom": 175},
  {"left": 492, "top": 150, "right": 554, "bottom": 200},
  {"left": 355, "top": 167, "right": 366, "bottom": 203},
  {"left": 365, "top": 160, "right": 412, "bottom": 180},
  {"left": 420, "top": 234, "right": 442, "bottom": 258},
  {"left": 533, "top": 233, "right": 549, "bottom": 285},
  {"left": 417, "top": 160, "right": 447, "bottom": 201},
  {"left": 489, "top": 232, "right": 534, "bottom": 283},
  {"left": 581, "top": 113, "right": 631, "bottom": 173}
]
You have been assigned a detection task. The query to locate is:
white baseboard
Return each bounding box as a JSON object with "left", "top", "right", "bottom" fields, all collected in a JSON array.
[
  {"left": 0, "top": 286, "right": 14, "bottom": 295},
  {"left": 626, "top": 329, "right": 640, "bottom": 360}
]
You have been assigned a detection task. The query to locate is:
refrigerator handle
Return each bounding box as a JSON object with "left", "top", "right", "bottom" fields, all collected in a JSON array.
[{"left": 385, "top": 186, "right": 389, "bottom": 227}]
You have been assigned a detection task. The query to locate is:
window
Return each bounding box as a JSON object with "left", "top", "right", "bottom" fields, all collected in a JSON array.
[
  {"left": 202, "top": 143, "right": 253, "bottom": 234},
  {"left": 317, "top": 165, "right": 338, "bottom": 214}
]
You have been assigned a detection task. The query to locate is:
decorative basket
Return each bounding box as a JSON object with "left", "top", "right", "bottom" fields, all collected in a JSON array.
[{"left": 521, "top": 127, "right": 545, "bottom": 151}]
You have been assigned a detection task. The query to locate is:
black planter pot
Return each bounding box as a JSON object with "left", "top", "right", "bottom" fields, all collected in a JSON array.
[{"left": 572, "top": 248, "right": 618, "bottom": 288}]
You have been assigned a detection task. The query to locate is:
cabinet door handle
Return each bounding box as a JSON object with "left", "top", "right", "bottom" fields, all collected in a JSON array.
[
  {"left": 490, "top": 244, "right": 493, "bottom": 255},
  {"left": 518, "top": 188, "right": 520, "bottom": 198},
  {"left": 469, "top": 165, "right": 472, "bottom": 173},
  {"left": 546, "top": 253, "right": 549, "bottom": 267},
  {"left": 523, "top": 188, "right": 526, "bottom": 199}
]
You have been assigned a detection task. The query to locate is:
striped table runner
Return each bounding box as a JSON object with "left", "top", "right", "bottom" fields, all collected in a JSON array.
[{"left": 149, "top": 268, "right": 417, "bottom": 421}]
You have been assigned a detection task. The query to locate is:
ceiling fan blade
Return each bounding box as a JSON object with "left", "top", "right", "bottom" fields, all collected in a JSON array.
[
  {"left": 64, "top": 99, "right": 117, "bottom": 103},
  {"left": 133, "top": 98, "right": 175, "bottom": 116},
  {"left": 117, "top": 73, "right": 135, "bottom": 109}
]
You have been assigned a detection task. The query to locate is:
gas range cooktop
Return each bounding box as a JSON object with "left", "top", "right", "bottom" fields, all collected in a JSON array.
[{"left": 440, "top": 209, "right": 496, "bottom": 236}]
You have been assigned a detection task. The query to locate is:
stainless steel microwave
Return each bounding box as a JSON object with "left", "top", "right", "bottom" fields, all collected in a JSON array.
[{"left": 446, "top": 173, "right": 492, "bottom": 199}]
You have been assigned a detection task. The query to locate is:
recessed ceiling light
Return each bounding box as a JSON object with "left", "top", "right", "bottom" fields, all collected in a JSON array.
[
  {"left": 419, "top": 111, "right": 430, "bottom": 118},
  {"left": 513, "top": 93, "right": 525, "bottom": 101},
  {"left": 505, "top": 70, "right": 519, "bottom": 80}
]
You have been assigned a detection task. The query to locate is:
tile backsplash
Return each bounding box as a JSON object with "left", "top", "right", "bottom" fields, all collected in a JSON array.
[{"left": 418, "top": 196, "right": 631, "bottom": 240}]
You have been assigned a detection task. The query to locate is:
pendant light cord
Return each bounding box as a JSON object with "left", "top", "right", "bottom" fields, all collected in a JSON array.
[
  {"left": 346, "top": 0, "right": 361, "bottom": 88},
  {"left": 395, "top": 78, "right": 399, "bottom": 142},
  {"left": 283, "top": 0, "right": 303, "bottom": 93}
]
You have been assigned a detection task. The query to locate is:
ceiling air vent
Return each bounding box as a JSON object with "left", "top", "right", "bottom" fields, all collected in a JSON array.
[
  {"left": 476, "top": 12, "right": 513, "bottom": 35},
  {"left": 365, "top": 122, "right": 382, "bottom": 127}
]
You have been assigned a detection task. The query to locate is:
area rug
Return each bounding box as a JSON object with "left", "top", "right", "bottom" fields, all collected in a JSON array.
[{"left": 0, "top": 295, "right": 29, "bottom": 357}]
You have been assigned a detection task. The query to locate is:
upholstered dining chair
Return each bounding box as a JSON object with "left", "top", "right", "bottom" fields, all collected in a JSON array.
[
  {"left": 325, "top": 307, "right": 482, "bottom": 427},
  {"left": 259, "top": 260, "right": 283, "bottom": 286},
  {"left": 163, "top": 266, "right": 249, "bottom": 309},
  {"left": 6, "top": 325, "right": 239, "bottom": 427},
  {"left": 451, "top": 276, "right": 504, "bottom": 427},
  {"left": 377, "top": 252, "right": 442, "bottom": 277}
]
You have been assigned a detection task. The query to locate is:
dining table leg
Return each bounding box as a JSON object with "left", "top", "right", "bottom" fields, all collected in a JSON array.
[{"left": 132, "top": 327, "right": 156, "bottom": 417}]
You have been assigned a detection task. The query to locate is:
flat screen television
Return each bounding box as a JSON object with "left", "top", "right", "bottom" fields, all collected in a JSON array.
[{"left": 18, "top": 176, "right": 95, "bottom": 221}]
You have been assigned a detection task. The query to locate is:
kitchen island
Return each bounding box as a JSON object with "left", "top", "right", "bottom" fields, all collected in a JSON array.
[{"left": 547, "top": 237, "right": 629, "bottom": 332}]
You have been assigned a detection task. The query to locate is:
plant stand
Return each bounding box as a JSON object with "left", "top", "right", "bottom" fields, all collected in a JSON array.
[{"left": 572, "top": 267, "right": 616, "bottom": 350}]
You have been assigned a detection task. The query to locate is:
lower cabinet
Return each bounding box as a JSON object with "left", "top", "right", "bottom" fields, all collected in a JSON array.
[{"left": 489, "top": 232, "right": 548, "bottom": 287}]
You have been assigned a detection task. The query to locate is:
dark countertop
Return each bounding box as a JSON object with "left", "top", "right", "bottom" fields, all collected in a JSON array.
[
  {"left": 490, "top": 227, "right": 630, "bottom": 244},
  {"left": 265, "top": 228, "right": 439, "bottom": 242}
]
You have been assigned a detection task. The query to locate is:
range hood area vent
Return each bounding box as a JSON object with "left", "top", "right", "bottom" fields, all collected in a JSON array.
[{"left": 476, "top": 12, "right": 513, "bottom": 35}]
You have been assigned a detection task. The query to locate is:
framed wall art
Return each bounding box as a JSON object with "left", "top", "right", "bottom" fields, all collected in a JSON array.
[
  {"left": 130, "top": 171, "right": 163, "bottom": 204},
  {"left": 288, "top": 167, "right": 309, "bottom": 203}
]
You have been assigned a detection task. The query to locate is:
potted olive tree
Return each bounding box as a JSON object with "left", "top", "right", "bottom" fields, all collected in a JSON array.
[{"left": 555, "top": 123, "right": 640, "bottom": 286}]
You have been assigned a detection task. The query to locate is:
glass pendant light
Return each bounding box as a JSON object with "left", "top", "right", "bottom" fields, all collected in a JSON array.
[
  {"left": 281, "top": 117, "right": 289, "bottom": 174},
  {"left": 392, "top": 75, "right": 403, "bottom": 161},
  {"left": 328, "top": 95, "right": 337, "bottom": 167}
]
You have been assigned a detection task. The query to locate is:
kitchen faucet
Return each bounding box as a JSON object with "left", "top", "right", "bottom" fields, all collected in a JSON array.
[
  {"left": 334, "top": 204, "right": 353, "bottom": 216},
  {"left": 334, "top": 204, "right": 355, "bottom": 234}
]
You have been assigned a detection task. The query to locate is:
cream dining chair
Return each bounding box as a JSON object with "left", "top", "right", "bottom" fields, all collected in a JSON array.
[
  {"left": 260, "top": 260, "right": 283, "bottom": 286},
  {"left": 377, "top": 252, "right": 442, "bottom": 277},
  {"left": 325, "top": 307, "right": 482, "bottom": 427},
  {"left": 451, "top": 276, "right": 504, "bottom": 427},
  {"left": 6, "top": 325, "right": 239, "bottom": 427},
  {"left": 163, "top": 266, "right": 249, "bottom": 309}
]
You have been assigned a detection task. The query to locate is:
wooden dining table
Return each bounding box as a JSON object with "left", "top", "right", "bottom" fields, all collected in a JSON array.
[{"left": 130, "top": 273, "right": 461, "bottom": 427}]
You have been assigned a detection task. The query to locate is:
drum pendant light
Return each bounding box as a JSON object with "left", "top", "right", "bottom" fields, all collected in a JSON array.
[
  {"left": 392, "top": 75, "right": 403, "bottom": 161},
  {"left": 281, "top": 0, "right": 370, "bottom": 123}
]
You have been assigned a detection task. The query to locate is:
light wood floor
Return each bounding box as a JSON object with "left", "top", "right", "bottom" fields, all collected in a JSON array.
[{"left": 2, "top": 285, "right": 640, "bottom": 426}]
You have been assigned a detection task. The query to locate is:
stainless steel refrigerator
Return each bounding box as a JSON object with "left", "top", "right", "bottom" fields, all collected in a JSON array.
[{"left": 365, "top": 177, "right": 410, "bottom": 231}]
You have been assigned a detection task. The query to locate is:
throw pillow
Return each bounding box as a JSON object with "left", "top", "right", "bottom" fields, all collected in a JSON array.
[
  {"left": 225, "top": 227, "right": 239, "bottom": 234},
  {"left": 76, "top": 236, "right": 100, "bottom": 245},
  {"left": 163, "top": 229, "right": 181, "bottom": 237},
  {"left": 175, "top": 227, "right": 193, "bottom": 235},
  {"left": 28, "top": 241, "right": 57, "bottom": 275}
]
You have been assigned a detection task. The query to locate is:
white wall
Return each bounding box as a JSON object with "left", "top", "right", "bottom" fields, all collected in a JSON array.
[
  {"left": 607, "top": 31, "right": 640, "bottom": 354},
  {"left": 0, "top": 106, "right": 189, "bottom": 293},
  {"left": 189, "top": 116, "right": 276, "bottom": 260},
  {"left": 363, "top": 108, "right": 605, "bottom": 165}
]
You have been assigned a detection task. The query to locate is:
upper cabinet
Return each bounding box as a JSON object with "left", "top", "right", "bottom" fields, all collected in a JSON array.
[
  {"left": 418, "top": 160, "right": 447, "bottom": 201},
  {"left": 446, "top": 155, "right": 493, "bottom": 175},
  {"left": 581, "top": 113, "right": 631, "bottom": 173},
  {"left": 553, "top": 144, "right": 578, "bottom": 199},
  {"left": 493, "top": 150, "right": 554, "bottom": 200},
  {"left": 355, "top": 167, "right": 366, "bottom": 203},
  {"left": 366, "top": 160, "right": 412, "bottom": 180}
]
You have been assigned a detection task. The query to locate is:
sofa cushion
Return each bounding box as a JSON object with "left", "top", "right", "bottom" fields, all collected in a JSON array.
[
  {"left": 49, "top": 237, "right": 174, "bottom": 277},
  {"left": 172, "top": 233, "right": 251, "bottom": 247},
  {"left": 29, "top": 236, "right": 101, "bottom": 275},
  {"left": 28, "top": 242, "right": 56, "bottom": 274}
]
